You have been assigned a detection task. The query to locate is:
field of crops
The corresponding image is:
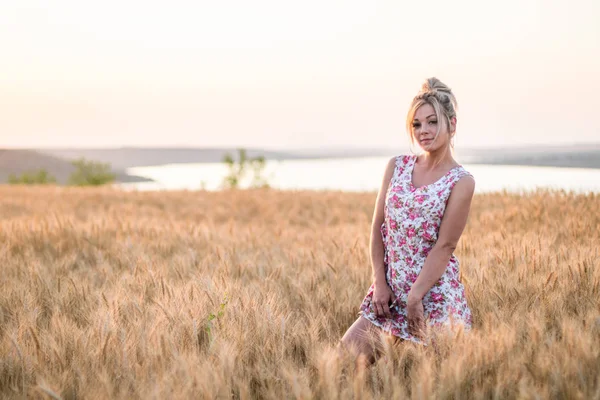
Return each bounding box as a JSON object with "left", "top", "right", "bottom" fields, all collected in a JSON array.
[{"left": 1, "top": 186, "right": 599, "bottom": 399}]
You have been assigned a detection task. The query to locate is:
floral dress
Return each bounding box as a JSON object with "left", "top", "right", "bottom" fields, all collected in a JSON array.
[{"left": 359, "top": 154, "right": 473, "bottom": 343}]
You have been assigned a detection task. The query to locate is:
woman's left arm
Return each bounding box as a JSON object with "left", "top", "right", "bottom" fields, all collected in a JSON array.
[{"left": 406, "top": 176, "right": 476, "bottom": 336}]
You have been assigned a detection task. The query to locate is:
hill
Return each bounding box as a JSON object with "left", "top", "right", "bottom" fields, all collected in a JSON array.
[
  {"left": 0, "top": 149, "right": 151, "bottom": 184},
  {"left": 37, "top": 148, "right": 301, "bottom": 169},
  {"left": 457, "top": 143, "right": 600, "bottom": 169},
  {"left": 36, "top": 144, "right": 600, "bottom": 169},
  {"left": 37, "top": 147, "right": 402, "bottom": 169}
]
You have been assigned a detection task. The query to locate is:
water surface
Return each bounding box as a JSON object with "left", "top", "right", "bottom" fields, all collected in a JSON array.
[{"left": 123, "top": 157, "right": 600, "bottom": 194}]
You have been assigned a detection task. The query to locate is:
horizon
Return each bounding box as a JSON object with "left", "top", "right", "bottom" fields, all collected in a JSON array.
[
  {"left": 2, "top": 1, "right": 599, "bottom": 149},
  {"left": 3, "top": 141, "right": 600, "bottom": 152}
]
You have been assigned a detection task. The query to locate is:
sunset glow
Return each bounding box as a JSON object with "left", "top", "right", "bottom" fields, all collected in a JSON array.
[{"left": 1, "top": 0, "right": 599, "bottom": 149}]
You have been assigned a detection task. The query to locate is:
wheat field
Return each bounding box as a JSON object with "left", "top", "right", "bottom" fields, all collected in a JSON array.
[{"left": 0, "top": 186, "right": 598, "bottom": 399}]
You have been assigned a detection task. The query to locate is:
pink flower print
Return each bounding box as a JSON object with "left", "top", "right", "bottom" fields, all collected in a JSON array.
[
  {"left": 421, "top": 246, "right": 432, "bottom": 257},
  {"left": 422, "top": 230, "right": 433, "bottom": 242},
  {"left": 407, "top": 272, "right": 418, "bottom": 283},
  {"left": 415, "top": 195, "right": 426, "bottom": 204},
  {"left": 429, "top": 309, "right": 442, "bottom": 320},
  {"left": 407, "top": 227, "right": 416, "bottom": 238},
  {"left": 450, "top": 279, "right": 460, "bottom": 289},
  {"left": 431, "top": 292, "right": 444, "bottom": 303},
  {"left": 389, "top": 219, "right": 397, "bottom": 230},
  {"left": 387, "top": 239, "right": 394, "bottom": 252}
]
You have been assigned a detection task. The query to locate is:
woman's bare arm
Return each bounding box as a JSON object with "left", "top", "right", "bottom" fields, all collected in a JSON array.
[
  {"left": 408, "top": 176, "right": 476, "bottom": 301},
  {"left": 370, "top": 156, "right": 397, "bottom": 285},
  {"left": 369, "top": 157, "right": 398, "bottom": 318}
]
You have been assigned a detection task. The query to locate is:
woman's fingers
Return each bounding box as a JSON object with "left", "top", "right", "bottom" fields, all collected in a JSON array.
[
  {"left": 382, "top": 303, "right": 392, "bottom": 318},
  {"left": 373, "top": 290, "right": 394, "bottom": 318},
  {"left": 374, "top": 302, "right": 382, "bottom": 317},
  {"left": 408, "top": 316, "right": 425, "bottom": 338},
  {"left": 373, "top": 302, "right": 393, "bottom": 318},
  {"left": 406, "top": 298, "right": 425, "bottom": 337},
  {"left": 373, "top": 283, "right": 394, "bottom": 318}
]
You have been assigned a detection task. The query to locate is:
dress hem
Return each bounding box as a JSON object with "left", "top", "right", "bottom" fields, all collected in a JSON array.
[{"left": 359, "top": 312, "right": 425, "bottom": 345}]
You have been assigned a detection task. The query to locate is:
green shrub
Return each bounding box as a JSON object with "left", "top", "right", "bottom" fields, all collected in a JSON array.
[
  {"left": 68, "top": 158, "right": 116, "bottom": 186},
  {"left": 222, "top": 149, "right": 270, "bottom": 189},
  {"left": 8, "top": 169, "right": 57, "bottom": 185}
]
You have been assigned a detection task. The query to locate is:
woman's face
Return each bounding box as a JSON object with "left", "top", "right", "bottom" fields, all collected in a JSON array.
[{"left": 411, "top": 103, "right": 454, "bottom": 152}]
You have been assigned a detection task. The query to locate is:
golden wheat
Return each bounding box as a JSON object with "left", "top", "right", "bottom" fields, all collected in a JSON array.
[{"left": 0, "top": 186, "right": 598, "bottom": 399}]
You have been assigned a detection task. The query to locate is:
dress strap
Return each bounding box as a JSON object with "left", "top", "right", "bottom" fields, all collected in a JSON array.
[
  {"left": 397, "top": 154, "right": 412, "bottom": 169},
  {"left": 391, "top": 154, "right": 412, "bottom": 181},
  {"left": 449, "top": 167, "right": 474, "bottom": 191}
]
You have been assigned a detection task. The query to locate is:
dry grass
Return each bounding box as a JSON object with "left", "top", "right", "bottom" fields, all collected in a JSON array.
[{"left": 0, "top": 186, "right": 599, "bottom": 399}]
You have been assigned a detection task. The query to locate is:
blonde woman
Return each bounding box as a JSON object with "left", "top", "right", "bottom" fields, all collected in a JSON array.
[{"left": 340, "top": 78, "right": 475, "bottom": 364}]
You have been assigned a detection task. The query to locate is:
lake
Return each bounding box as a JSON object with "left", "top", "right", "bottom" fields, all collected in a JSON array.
[{"left": 122, "top": 156, "right": 600, "bottom": 194}]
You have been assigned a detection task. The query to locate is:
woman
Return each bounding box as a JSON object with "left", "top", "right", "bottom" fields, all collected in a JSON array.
[{"left": 340, "top": 77, "right": 475, "bottom": 364}]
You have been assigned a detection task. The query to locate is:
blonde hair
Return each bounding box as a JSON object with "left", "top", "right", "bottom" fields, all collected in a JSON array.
[{"left": 406, "top": 77, "right": 458, "bottom": 154}]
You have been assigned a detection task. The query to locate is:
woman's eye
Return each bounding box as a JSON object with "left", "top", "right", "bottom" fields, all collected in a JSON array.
[
  {"left": 412, "top": 123, "right": 421, "bottom": 128},
  {"left": 429, "top": 121, "right": 438, "bottom": 125}
]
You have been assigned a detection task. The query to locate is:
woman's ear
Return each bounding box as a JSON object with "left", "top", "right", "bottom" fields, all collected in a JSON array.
[{"left": 450, "top": 116, "right": 457, "bottom": 133}]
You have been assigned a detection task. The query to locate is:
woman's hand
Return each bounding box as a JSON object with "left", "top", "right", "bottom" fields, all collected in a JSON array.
[
  {"left": 373, "top": 282, "right": 395, "bottom": 318},
  {"left": 407, "top": 292, "right": 425, "bottom": 338}
]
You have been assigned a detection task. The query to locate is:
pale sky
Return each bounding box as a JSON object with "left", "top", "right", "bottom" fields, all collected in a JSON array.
[{"left": 1, "top": 0, "right": 599, "bottom": 150}]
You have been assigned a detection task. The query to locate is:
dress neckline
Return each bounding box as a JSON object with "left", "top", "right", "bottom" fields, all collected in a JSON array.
[{"left": 408, "top": 155, "right": 462, "bottom": 190}]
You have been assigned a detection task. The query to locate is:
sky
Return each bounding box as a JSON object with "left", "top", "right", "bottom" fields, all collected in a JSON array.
[{"left": 1, "top": 0, "right": 599, "bottom": 150}]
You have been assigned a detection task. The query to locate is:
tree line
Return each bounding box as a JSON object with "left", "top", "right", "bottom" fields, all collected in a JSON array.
[
  {"left": 8, "top": 150, "right": 271, "bottom": 188},
  {"left": 8, "top": 158, "right": 116, "bottom": 186}
]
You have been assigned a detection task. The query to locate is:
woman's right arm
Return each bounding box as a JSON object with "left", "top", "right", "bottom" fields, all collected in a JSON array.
[{"left": 369, "top": 156, "right": 397, "bottom": 318}]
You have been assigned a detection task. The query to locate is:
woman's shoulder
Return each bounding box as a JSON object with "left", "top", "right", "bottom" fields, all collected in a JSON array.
[
  {"left": 451, "top": 165, "right": 476, "bottom": 193},
  {"left": 455, "top": 164, "right": 475, "bottom": 181},
  {"left": 382, "top": 154, "right": 411, "bottom": 168},
  {"left": 381, "top": 155, "right": 414, "bottom": 180},
  {"left": 390, "top": 154, "right": 416, "bottom": 166}
]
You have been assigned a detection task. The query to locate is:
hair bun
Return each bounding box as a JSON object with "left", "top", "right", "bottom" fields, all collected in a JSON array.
[
  {"left": 420, "top": 77, "right": 457, "bottom": 109},
  {"left": 421, "top": 77, "right": 452, "bottom": 94}
]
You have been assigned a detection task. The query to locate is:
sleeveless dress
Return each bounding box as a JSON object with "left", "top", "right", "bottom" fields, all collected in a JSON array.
[{"left": 359, "top": 154, "right": 473, "bottom": 344}]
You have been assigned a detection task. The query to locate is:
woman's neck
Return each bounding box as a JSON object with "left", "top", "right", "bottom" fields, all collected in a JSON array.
[{"left": 419, "top": 146, "right": 455, "bottom": 170}]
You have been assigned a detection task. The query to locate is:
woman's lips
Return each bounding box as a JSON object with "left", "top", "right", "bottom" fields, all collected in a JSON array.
[{"left": 421, "top": 139, "right": 432, "bottom": 145}]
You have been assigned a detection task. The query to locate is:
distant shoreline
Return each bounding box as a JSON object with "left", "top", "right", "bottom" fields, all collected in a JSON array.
[
  {"left": 2, "top": 145, "right": 600, "bottom": 184},
  {"left": 37, "top": 144, "right": 600, "bottom": 168}
]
